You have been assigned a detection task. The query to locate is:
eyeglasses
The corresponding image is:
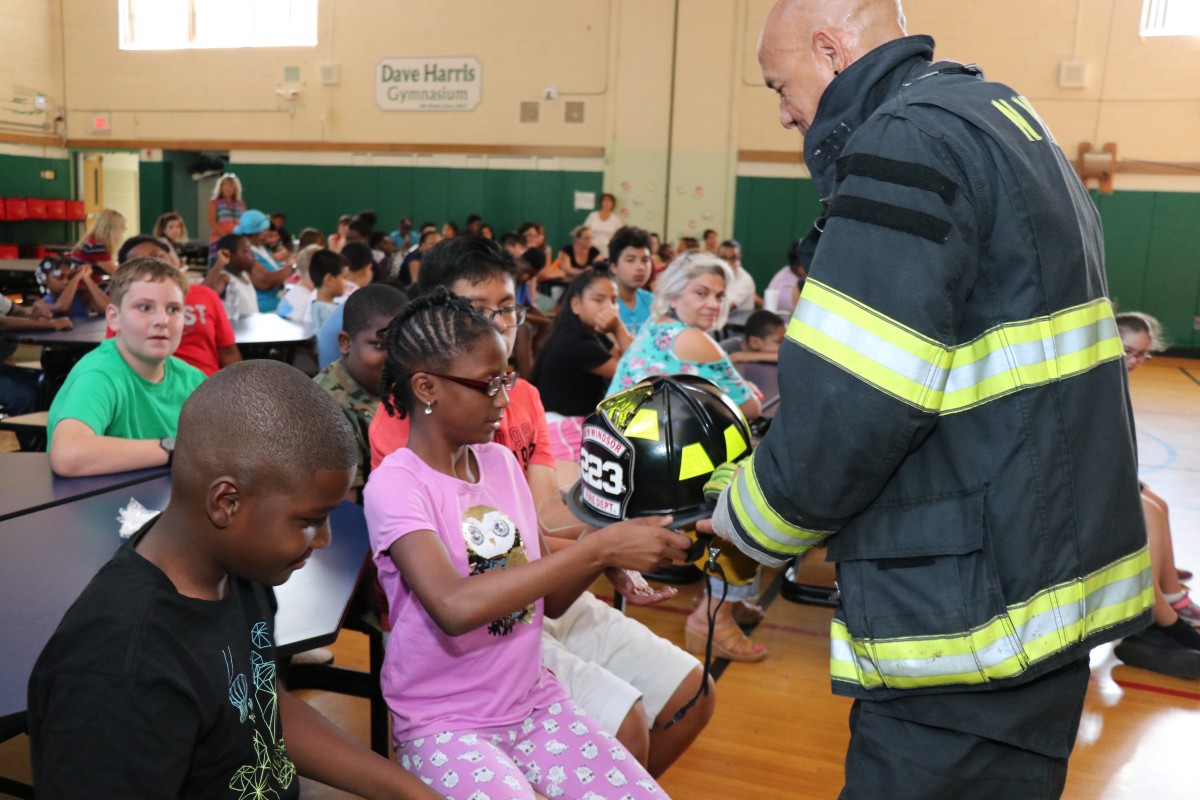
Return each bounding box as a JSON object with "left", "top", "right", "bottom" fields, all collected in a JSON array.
[
  {"left": 478, "top": 306, "right": 527, "bottom": 327},
  {"left": 425, "top": 370, "right": 518, "bottom": 397},
  {"left": 1123, "top": 347, "right": 1152, "bottom": 363}
]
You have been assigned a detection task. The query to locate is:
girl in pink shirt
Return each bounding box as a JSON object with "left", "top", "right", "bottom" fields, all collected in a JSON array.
[{"left": 364, "top": 289, "right": 687, "bottom": 799}]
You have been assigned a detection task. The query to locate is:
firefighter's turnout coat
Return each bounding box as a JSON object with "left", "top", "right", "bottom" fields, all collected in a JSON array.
[{"left": 717, "top": 36, "right": 1152, "bottom": 700}]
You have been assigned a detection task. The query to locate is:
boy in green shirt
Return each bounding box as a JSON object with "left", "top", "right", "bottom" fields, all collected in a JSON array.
[{"left": 47, "top": 257, "right": 206, "bottom": 476}]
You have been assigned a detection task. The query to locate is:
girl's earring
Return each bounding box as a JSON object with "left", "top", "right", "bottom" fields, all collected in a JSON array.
[{"left": 424, "top": 401, "right": 434, "bottom": 415}]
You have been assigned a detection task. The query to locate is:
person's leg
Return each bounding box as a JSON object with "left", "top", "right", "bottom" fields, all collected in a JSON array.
[
  {"left": 513, "top": 699, "right": 665, "bottom": 799},
  {"left": 646, "top": 665, "right": 715, "bottom": 778},
  {"left": 395, "top": 724, "right": 538, "bottom": 800},
  {"left": 539, "top": 623, "right": 650, "bottom": 766},
  {"left": 841, "top": 660, "right": 1090, "bottom": 800},
  {"left": 685, "top": 577, "right": 767, "bottom": 661},
  {"left": 546, "top": 593, "right": 712, "bottom": 776}
]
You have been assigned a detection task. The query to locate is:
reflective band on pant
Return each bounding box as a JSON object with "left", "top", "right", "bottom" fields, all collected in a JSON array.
[
  {"left": 728, "top": 454, "right": 832, "bottom": 562},
  {"left": 789, "top": 282, "right": 1123, "bottom": 415},
  {"left": 830, "top": 545, "right": 1153, "bottom": 690}
]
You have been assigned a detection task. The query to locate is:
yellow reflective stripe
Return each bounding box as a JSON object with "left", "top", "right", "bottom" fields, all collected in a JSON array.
[
  {"left": 940, "top": 300, "right": 1122, "bottom": 413},
  {"left": 829, "top": 546, "right": 1152, "bottom": 690},
  {"left": 728, "top": 454, "right": 830, "bottom": 560},
  {"left": 790, "top": 283, "right": 1122, "bottom": 415}
]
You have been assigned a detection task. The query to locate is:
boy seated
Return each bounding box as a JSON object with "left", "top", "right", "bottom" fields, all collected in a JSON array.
[
  {"left": 0, "top": 294, "right": 71, "bottom": 435},
  {"left": 340, "top": 242, "right": 376, "bottom": 291},
  {"left": 309, "top": 248, "right": 351, "bottom": 332},
  {"left": 46, "top": 257, "right": 206, "bottom": 476},
  {"left": 235, "top": 209, "right": 296, "bottom": 313},
  {"left": 608, "top": 226, "right": 656, "bottom": 336},
  {"left": 118, "top": 235, "right": 242, "bottom": 377},
  {"left": 209, "top": 233, "right": 260, "bottom": 317},
  {"left": 29, "top": 360, "right": 438, "bottom": 800},
  {"left": 725, "top": 309, "right": 786, "bottom": 362},
  {"left": 36, "top": 256, "right": 109, "bottom": 317},
  {"left": 314, "top": 283, "right": 407, "bottom": 502}
]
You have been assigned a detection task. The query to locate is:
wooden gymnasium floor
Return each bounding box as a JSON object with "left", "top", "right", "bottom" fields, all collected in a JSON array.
[{"left": 2, "top": 355, "right": 1196, "bottom": 798}]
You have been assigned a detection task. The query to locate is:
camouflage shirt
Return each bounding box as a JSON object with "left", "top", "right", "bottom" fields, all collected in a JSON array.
[{"left": 314, "top": 359, "right": 379, "bottom": 491}]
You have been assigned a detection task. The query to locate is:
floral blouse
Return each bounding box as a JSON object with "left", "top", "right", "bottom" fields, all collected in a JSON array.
[{"left": 606, "top": 319, "right": 752, "bottom": 403}]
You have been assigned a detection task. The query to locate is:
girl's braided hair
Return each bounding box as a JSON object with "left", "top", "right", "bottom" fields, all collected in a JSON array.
[{"left": 380, "top": 286, "right": 498, "bottom": 418}]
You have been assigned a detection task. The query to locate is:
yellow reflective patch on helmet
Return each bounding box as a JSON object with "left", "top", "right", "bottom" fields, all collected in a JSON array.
[
  {"left": 625, "top": 408, "right": 660, "bottom": 441},
  {"left": 679, "top": 442, "right": 716, "bottom": 481},
  {"left": 724, "top": 424, "right": 747, "bottom": 461}
]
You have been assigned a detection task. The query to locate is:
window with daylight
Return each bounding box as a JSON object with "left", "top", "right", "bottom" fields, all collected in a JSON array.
[
  {"left": 1140, "top": 0, "right": 1200, "bottom": 37},
  {"left": 119, "top": 0, "right": 318, "bottom": 50}
]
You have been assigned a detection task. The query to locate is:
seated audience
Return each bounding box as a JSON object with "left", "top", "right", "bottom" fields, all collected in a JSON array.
[
  {"left": 553, "top": 224, "right": 601, "bottom": 281},
  {"left": 725, "top": 309, "right": 786, "bottom": 363},
  {"left": 765, "top": 238, "right": 810, "bottom": 316},
  {"left": 609, "top": 226, "right": 656, "bottom": 335},
  {"left": 117, "top": 235, "right": 241, "bottom": 377},
  {"left": 389, "top": 216, "right": 417, "bottom": 251},
  {"left": 1113, "top": 312, "right": 1200, "bottom": 678},
  {"left": 315, "top": 284, "right": 408, "bottom": 502},
  {"left": 46, "top": 258, "right": 206, "bottom": 476},
  {"left": 235, "top": 209, "right": 295, "bottom": 313},
  {"left": 310, "top": 248, "right": 351, "bottom": 331},
  {"left": 341, "top": 242, "right": 376, "bottom": 291},
  {"left": 0, "top": 295, "right": 71, "bottom": 438},
  {"left": 297, "top": 226, "right": 326, "bottom": 249},
  {"left": 370, "top": 237, "right": 716, "bottom": 776},
  {"left": 276, "top": 244, "right": 322, "bottom": 323},
  {"left": 531, "top": 268, "right": 632, "bottom": 461},
  {"left": 209, "top": 233, "right": 260, "bottom": 318},
  {"left": 397, "top": 229, "right": 440, "bottom": 288},
  {"left": 328, "top": 214, "right": 352, "bottom": 252},
  {"left": 269, "top": 210, "right": 292, "bottom": 245},
  {"left": 37, "top": 255, "right": 108, "bottom": 317},
  {"left": 29, "top": 360, "right": 440, "bottom": 800},
  {"left": 70, "top": 207, "right": 125, "bottom": 281},
  {"left": 440, "top": 219, "right": 459, "bottom": 239},
  {"left": 702, "top": 228, "right": 719, "bottom": 253},
  {"left": 717, "top": 239, "right": 759, "bottom": 312},
  {"left": 152, "top": 211, "right": 189, "bottom": 258}
]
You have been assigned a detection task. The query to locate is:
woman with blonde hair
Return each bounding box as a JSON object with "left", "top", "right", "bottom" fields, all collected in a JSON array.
[
  {"left": 69, "top": 208, "right": 126, "bottom": 281},
  {"left": 207, "top": 173, "right": 245, "bottom": 263}
]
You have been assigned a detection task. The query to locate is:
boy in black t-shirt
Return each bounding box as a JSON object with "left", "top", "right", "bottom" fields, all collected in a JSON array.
[{"left": 28, "top": 360, "right": 438, "bottom": 800}]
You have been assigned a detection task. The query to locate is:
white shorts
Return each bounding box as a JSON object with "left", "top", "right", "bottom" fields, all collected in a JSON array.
[{"left": 541, "top": 592, "right": 700, "bottom": 736}]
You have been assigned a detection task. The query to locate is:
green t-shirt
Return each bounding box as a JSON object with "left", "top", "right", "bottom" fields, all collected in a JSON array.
[{"left": 46, "top": 338, "right": 206, "bottom": 447}]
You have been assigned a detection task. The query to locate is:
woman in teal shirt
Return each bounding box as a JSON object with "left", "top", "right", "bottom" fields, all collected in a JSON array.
[{"left": 608, "top": 251, "right": 761, "bottom": 420}]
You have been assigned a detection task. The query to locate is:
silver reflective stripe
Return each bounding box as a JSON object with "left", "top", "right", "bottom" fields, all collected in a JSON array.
[{"left": 796, "top": 300, "right": 948, "bottom": 392}]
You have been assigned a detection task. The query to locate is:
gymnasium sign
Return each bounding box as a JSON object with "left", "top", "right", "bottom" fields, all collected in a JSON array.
[{"left": 375, "top": 57, "right": 482, "bottom": 111}]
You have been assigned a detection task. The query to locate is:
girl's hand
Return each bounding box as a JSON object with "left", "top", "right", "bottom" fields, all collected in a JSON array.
[
  {"left": 591, "top": 516, "right": 690, "bottom": 573},
  {"left": 592, "top": 303, "right": 619, "bottom": 334}
]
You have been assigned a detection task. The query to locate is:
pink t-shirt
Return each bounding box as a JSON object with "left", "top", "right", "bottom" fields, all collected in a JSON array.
[{"left": 364, "top": 443, "right": 567, "bottom": 741}]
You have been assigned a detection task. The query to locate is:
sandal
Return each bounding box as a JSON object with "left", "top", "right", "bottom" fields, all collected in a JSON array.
[
  {"left": 692, "top": 590, "right": 766, "bottom": 626},
  {"left": 1178, "top": 568, "right": 1194, "bottom": 582},
  {"left": 685, "top": 622, "right": 768, "bottom": 663}
]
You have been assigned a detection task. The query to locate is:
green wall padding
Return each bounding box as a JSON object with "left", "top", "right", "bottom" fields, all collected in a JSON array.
[
  {"left": 735, "top": 175, "right": 1200, "bottom": 348},
  {"left": 225, "top": 162, "right": 602, "bottom": 251},
  {"left": 0, "top": 152, "right": 78, "bottom": 248}
]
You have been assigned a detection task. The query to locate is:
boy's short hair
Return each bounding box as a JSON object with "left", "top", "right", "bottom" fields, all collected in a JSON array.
[
  {"left": 744, "top": 309, "right": 786, "bottom": 341},
  {"left": 117, "top": 235, "right": 170, "bottom": 264},
  {"left": 608, "top": 226, "right": 652, "bottom": 259},
  {"left": 499, "top": 232, "right": 521, "bottom": 249},
  {"left": 216, "top": 233, "right": 243, "bottom": 253},
  {"left": 519, "top": 246, "right": 547, "bottom": 272},
  {"left": 343, "top": 284, "right": 408, "bottom": 337},
  {"left": 309, "top": 249, "right": 349, "bottom": 288},
  {"left": 341, "top": 242, "right": 375, "bottom": 271},
  {"left": 176, "top": 360, "right": 356, "bottom": 491},
  {"left": 108, "top": 257, "right": 189, "bottom": 308},
  {"left": 297, "top": 227, "right": 324, "bottom": 249},
  {"left": 417, "top": 236, "right": 516, "bottom": 295}
]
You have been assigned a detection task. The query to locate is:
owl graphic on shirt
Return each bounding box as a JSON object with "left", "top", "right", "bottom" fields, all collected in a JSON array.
[{"left": 461, "top": 505, "right": 533, "bottom": 636}]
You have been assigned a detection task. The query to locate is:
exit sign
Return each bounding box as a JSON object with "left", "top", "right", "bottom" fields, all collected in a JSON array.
[{"left": 92, "top": 113, "right": 111, "bottom": 133}]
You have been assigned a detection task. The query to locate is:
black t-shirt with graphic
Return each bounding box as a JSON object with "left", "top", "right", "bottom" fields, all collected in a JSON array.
[{"left": 27, "top": 520, "right": 298, "bottom": 799}]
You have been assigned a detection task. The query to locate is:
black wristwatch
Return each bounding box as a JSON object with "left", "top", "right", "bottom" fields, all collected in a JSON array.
[{"left": 159, "top": 436, "right": 175, "bottom": 465}]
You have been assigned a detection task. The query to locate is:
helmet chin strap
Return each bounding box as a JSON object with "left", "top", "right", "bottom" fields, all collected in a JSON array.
[{"left": 665, "top": 542, "right": 726, "bottom": 729}]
